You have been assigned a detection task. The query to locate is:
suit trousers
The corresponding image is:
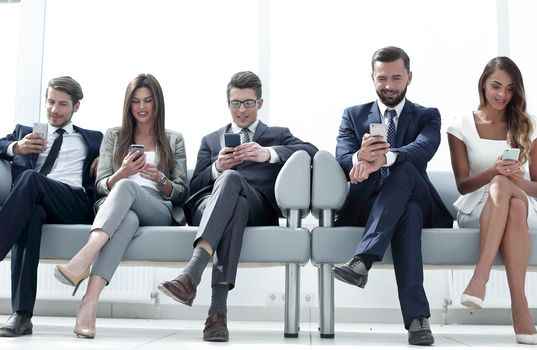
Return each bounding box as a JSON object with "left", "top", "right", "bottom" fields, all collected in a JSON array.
[
  {"left": 190, "top": 170, "right": 278, "bottom": 289},
  {"left": 91, "top": 179, "right": 172, "bottom": 283},
  {"left": 342, "top": 162, "right": 433, "bottom": 329},
  {"left": 0, "top": 170, "right": 91, "bottom": 316}
]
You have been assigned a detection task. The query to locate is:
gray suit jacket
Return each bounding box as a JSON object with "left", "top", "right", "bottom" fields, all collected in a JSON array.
[
  {"left": 190, "top": 121, "right": 317, "bottom": 216},
  {"left": 95, "top": 127, "right": 189, "bottom": 225}
]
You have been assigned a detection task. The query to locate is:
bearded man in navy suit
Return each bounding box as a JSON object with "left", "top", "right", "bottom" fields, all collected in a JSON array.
[
  {"left": 0, "top": 76, "right": 102, "bottom": 337},
  {"left": 158, "top": 71, "right": 317, "bottom": 342},
  {"left": 332, "top": 47, "right": 452, "bottom": 346}
]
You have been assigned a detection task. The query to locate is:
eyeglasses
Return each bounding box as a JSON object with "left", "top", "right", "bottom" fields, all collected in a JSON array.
[{"left": 228, "top": 99, "right": 259, "bottom": 109}]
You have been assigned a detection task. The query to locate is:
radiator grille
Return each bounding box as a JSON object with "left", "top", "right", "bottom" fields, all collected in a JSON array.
[{"left": 0, "top": 261, "right": 155, "bottom": 302}]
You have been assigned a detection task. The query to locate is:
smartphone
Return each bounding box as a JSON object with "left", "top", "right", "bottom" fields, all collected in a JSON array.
[
  {"left": 502, "top": 148, "right": 520, "bottom": 161},
  {"left": 369, "top": 123, "right": 387, "bottom": 142},
  {"left": 224, "top": 133, "right": 241, "bottom": 147},
  {"left": 128, "top": 144, "right": 145, "bottom": 160},
  {"left": 32, "top": 122, "right": 48, "bottom": 136}
]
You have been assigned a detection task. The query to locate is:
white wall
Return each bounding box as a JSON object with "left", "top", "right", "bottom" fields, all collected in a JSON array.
[{"left": 2, "top": 0, "right": 537, "bottom": 319}]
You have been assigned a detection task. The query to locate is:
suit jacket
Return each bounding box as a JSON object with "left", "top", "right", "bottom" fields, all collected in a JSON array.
[
  {"left": 190, "top": 121, "right": 318, "bottom": 216},
  {"left": 335, "top": 100, "right": 452, "bottom": 228},
  {"left": 94, "top": 127, "right": 189, "bottom": 225},
  {"left": 0, "top": 123, "right": 103, "bottom": 205}
]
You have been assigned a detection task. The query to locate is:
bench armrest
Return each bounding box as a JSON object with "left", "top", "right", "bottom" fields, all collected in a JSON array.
[
  {"left": 0, "top": 159, "right": 11, "bottom": 206},
  {"left": 311, "top": 150, "right": 347, "bottom": 220},
  {"left": 275, "top": 150, "right": 311, "bottom": 220}
]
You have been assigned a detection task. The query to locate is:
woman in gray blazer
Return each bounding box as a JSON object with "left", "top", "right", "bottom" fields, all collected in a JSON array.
[{"left": 53, "top": 73, "right": 188, "bottom": 338}]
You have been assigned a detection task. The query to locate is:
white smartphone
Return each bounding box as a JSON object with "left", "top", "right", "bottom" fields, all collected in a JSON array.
[
  {"left": 502, "top": 148, "right": 520, "bottom": 161},
  {"left": 369, "top": 123, "right": 387, "bottom": 142},
  {"left": 128, "top": 144, "right": 145, "bottom": 160},
  {"left": 32, "top": 122, "right": 48, "bottom": 136}
]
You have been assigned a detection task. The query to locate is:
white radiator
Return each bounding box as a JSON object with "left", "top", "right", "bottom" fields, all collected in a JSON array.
[
  {"left": 0, "top": 261, "right": 156, "bottom": 302},
  {"left": 451, "top": 270, "right": 537, "bottom": 308}
]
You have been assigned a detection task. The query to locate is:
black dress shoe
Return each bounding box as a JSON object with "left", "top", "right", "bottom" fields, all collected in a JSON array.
[
  {"left": 331, "top": 255, "right": 368, "bottom": 288},
  {"left": 408, "top": 317, "right": 434, "bottom": 346},
  {"left": 0, "top": 312, "right": 33, "bottom": 337}
]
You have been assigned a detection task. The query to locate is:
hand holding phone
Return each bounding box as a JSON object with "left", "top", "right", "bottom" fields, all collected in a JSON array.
[
  {"left": 502, "top": 148, "right": 520, "bottom": 161},
  {"left": 369, "top": 123, "right": 387, "bottom": 142},
  {"left": 129, "top": 144, "right": 145, "bottom": 160},
  {"left": 224, "top": 133, "right": 241, "bottom": 148}
]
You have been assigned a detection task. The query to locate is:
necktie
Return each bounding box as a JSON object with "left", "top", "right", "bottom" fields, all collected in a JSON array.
[
  {"left": 39, "top": 128, "right": 65, "bottom": 176},
  {"left": 380, "top": 109, "right": 397, "bottom": 182},
  {"left": 241, "top": 128, "right": 251, "bottom": 143}
]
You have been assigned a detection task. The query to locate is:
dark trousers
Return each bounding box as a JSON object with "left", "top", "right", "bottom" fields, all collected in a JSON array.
[
  {"left": 190, "top": 170, "right": 278, "bottom": 289},
  {"left": 0, "top": 170, "right": 90, "bottom": 316},
  {"left": 336, "top": 162, "right": 433, "bottom": 329}
]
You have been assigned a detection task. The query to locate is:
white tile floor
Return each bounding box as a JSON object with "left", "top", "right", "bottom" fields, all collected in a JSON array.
[{"left": 0, "top": 315, "right": 530, "bottom": 349}]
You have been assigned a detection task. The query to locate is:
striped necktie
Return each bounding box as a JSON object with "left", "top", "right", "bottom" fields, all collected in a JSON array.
[
  {"left": 241, "top": 128, "right": 251, "bottom": 143},
  {"left": 380, "top": 109, "right": 397, "bottom": 182}
]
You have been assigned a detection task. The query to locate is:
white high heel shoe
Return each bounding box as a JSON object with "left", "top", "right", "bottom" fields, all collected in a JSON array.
[
  {"left": 516, "top": 333, "right": 537, "bottom": 345},
  {"left": 460, "top": 293, "right": 483, "bottom": 309}
]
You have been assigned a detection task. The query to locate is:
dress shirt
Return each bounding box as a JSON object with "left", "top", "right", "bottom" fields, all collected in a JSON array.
[{"left": 8, "top": 122, "right": 87, "bottom": 189}]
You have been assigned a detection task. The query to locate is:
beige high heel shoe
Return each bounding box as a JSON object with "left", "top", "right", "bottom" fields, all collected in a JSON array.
[
  {"left": 54, "top": 265, "right": 90, "bottom": 296},
  {"left": 74, "top": 322, "right": 95, "bottom": 339}
]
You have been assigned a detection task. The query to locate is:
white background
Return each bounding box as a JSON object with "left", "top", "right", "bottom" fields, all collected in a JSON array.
[{"left": 1, "top": 0, "right": 537, "bottom": 316}]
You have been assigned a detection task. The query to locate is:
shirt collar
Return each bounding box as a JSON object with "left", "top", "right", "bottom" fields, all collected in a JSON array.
[
  {"left": 49, "top": 122, "right": 74, "bottom": 135},
  {"left": 377, "top": 98, "right": 406, "bottom": 118},
  {"left": 231, "top": 120, "right": 259, "bottom": 134}
]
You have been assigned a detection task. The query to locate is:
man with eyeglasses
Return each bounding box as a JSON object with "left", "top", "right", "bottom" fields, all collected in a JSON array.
[{"left": 158, "top": 71, "right": 317, "bottom": 342}]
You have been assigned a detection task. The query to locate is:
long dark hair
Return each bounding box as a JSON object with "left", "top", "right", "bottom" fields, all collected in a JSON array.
[
  {"left": 478, "top": 57, "right": 532, "bottom": 164},
  {"left": 113, "top": 73, "right": 173, "bottom": 172}
]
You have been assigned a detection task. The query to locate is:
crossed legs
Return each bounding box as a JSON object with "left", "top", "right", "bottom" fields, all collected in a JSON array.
[{"left": 463, "top": 175, "right": 536, "bottom": 335}]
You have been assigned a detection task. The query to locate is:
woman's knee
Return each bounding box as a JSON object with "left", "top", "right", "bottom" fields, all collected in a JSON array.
[
  {"left": 111, "top": 178, "right": 138, "bottom": 193},
  {"left": 489, "top": 175, "right": 512, "bottom": 197},
  {"left": 507, "top": 197, "right": 527, "bottom": 226}
]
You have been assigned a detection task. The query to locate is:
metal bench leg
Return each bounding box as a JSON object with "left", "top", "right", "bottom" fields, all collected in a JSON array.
[
  {"left": 318, "top": 263, "right": 335, "bottom": 338},
  {"left": 284, "top": 262, "right": 300, "bottom": 337}
]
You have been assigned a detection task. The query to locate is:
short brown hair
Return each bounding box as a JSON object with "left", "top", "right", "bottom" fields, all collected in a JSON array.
[
  {"left": 46, "top": 76, "right": 84, "bottom": 105},
  {"left": 226, "top": 71, "right": 262, "bottom": 100}
]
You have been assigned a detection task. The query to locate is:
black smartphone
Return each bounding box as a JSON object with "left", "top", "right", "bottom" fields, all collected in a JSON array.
[
  {"left": 224, "top": 133, "right": 241, "bottom": 147},
  {"left": 128, "top": 144, "right": 145, "bottom": 160}
]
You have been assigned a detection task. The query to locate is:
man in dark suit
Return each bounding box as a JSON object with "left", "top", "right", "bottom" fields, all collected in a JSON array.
[
  {"left": 158, "top": 71, "right": 317, "bottom": 342},
  {"left": 0, "top": 76, "right": 102, "bottom": 337},
  {"left": 331, "top": 47, "right": 452, "bottom": 346}
]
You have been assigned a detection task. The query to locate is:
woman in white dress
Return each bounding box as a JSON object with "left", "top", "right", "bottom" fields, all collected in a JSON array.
[{"left": 447, "top": 56, "right": 537, "bottom": 344}]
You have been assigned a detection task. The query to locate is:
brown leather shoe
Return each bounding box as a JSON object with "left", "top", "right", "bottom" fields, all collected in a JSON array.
[
  {"left": 158, "top": 274, "right": 196, "bottom": 306},
  {"left": 203, "top": 311, "right": 229, "bottom": 342}
]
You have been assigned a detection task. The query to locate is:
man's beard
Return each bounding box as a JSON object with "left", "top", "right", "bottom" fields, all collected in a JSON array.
[{"left": 376, "top": 86, "right": 407, "bottom": 107}]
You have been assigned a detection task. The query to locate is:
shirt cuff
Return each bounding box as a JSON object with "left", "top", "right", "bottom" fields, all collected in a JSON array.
[
  {"left": 268, "top": 147, "right": 280, "bottom": 163},
  {"left": 353, "top": 151, "right": 359, "bottom": 166},
  {"left": 7, "top": 142, "right": 16, "bottom": 157},
  {"left": 383, "top": 151, "right": 398, "bottom": 167},
  {"left": 211, "top": 162, "right": 220, "bottom": 180}
]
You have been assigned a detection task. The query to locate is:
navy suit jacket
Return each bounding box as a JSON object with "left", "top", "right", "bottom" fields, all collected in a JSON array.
[
  {"left": 190, "top": 121, "right": 318, "bottom": 216},
  {"left": 336, "top": 100, "right": 452, "bottom": 228},
  {"left": 0, "top": 124, "right": 103, "bottom": 205}
]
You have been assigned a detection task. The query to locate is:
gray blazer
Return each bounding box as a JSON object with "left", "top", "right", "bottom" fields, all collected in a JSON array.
[{"left": 95, "top": 127, "right": 189, "bottom": 225}]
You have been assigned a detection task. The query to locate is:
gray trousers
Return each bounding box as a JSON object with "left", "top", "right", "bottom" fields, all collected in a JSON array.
[
  {"left": 191, "top": 170, "right": 278, "bottom": 289},
  {"left": 91, "top": 179, "right": 172, "bottom": 283}
]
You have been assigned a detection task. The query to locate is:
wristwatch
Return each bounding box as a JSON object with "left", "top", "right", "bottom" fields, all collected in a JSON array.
[{"left": 156, "top": 174, "right": 168, "bottom": 187}]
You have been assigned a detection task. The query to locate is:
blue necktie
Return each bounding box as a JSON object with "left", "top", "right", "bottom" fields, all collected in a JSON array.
[
  {"left": 241, "top": 128, "right": 251, "bottom": 143},
  {"left": 380, "top": 109, "right": 397, "bottom": 182}
]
